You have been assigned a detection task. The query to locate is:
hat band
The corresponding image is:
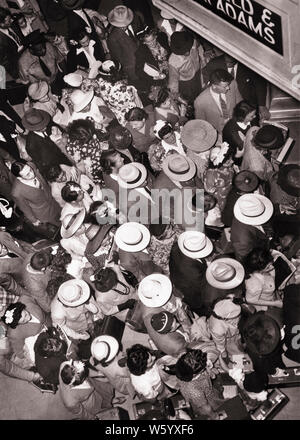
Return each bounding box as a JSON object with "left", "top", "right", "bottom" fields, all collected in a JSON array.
[
  {"left": 183, "top": 241, "right": 205, "bottom": 253},
  {"left": 124, "top": 169, "right": 142, "bottom": 185},
  {"left": 243, "top": 204, "right": 265, "bottom": 218},
  {"left": 65, "top": 213, "right": 80, "bottom": 230},
  {"left": 168, "top": 163, "right": 190, "bottom": 175}
]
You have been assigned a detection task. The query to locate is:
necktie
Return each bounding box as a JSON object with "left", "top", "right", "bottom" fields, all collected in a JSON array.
[
  {"left": 38, "top": 57, "right": 51, "bottom": 77},
  {"left": 126, "top": 27, "right": 135, "bottom": 40},
  {"left": 8, "top": 28, "right": 21, "bottom": 45},
  {"left": 219, "top": 94, "right": 230, "bottom": 119}
]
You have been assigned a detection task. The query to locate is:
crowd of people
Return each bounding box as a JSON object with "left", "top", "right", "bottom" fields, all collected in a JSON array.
[{"left": 0, "top": 0, "right": 299, "bottom": 421}]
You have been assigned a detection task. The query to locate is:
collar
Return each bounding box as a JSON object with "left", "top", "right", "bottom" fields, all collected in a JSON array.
[
  {"left": 236, "top": 121, "right": 250, "bottom": 130},
  {"left": 210, "top": 87, "right": 226, "bottom": 102},
  {"left": 76, "top": 40, "right": 96, "bottom": 54}
]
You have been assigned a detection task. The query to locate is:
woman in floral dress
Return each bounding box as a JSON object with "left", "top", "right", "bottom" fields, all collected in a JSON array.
[{"left": 65, "top": 119, "right": 109, "bottom": 184}]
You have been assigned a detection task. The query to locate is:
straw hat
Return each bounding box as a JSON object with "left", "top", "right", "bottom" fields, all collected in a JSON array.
[
  {"left": 206, "top": 257, "right": 245, "bottom": 289},
  {"left": 91, "top": 335, "right": 119, "bottom": 363},
  {"left": 108, "top": 6, "right": 134, "bottom": 28},
  {"left": 28, "top": 81, "right": 49, "bottom": 101},
  {"left": 162, "top": 154, "right": 196, "bottom": 182},
  {"left": 234, "top": 194, "right": 273, "bottom": 226},
  {"left": 115, "top": 222, "right": 150, "bottom": 252},
  {"left": 178, "top": 231, "right": 213, "bottom": 259},
  {"left": 57, "top": 279, "right": 90, "bottom": 307},
  {"left": 22, "top": 109, "right": 51, "bottom": 131},
  {"left": 60, "top": 207, "right": 85, "bottom": 239},
  {"left": 138, "top": 274, "right": 172, "bottom": 308},
  {"left": 181, "top": 120, "right": 217, "bottom": 153},
  {"left": 70, "top": 89, "right": 94, "bottom": 112},
  {"left": 213, "top": 298, "right": 241, "bottom": 320},
  {"left": 63, "top": 73, "right": 83, "bottom": 87},
  {"left": 118, "top": 163, "right": 147, "bottom": 189}
]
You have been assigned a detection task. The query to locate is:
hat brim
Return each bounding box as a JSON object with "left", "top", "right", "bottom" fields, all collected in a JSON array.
[
  {"left": 108, "top": 8, "right": 134, "bottom": 27},
  {"left": 30, "top": 82, "right": 49, "bottom": 101},
  {"left": 234, "top": 194, "right": 274, "bottom": 226},
  {"left": 119, "top": 162, "right": 147, "bottom": 189},
  {"left": 60, "top": 208, "right": 86, "bottom": 239},
  {"left": 138, "top": 274, "right": 172, "bottom": 308},
  {"left": 73, "top": 90, "right": 94, "bottom": 112},
  {"left": 57, "top": 278, "right": 90, "bottom": 307},
  {"left": 85, "top": 224, "right": 114, "bottom": 255},
  {"left": 91, "top": 335, "right": 119, "bottom": 362},
  {"left": 181, "top": 120, "right": 218, "bottom": 152},
  {"left": 178, "top": 231, "right": 213, "bottom": 259},
  {"left": 22, "top": 110, "right": 51, "bottom": 131},
  {"left": 115, "top": 222, "right": 150, "bottom": 252},
  {"left": 162, "top": 155, "right": 196, "bottom": 182},
  {"left": 206, "top": 258, "right": 245, "bottom": 290}
]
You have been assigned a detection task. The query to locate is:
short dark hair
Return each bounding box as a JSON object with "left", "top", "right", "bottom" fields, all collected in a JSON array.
[
  {"left": 125, "top": 107, "right": 148, "bottom": 122},
  {"left": 45, "top": 165, "right": 63, "bottom": 182},
  {"left": 152, "top": 87, "right": 169, "bottom": 107},
  {"left": 109, "top": 126, "right": 132, "bottom": 150},
  {"left": 67, "top": 119, "right": 95, "bottom": 143},
  {"left": 11, "top": 160, "right": 27, "bottom": 177},
  {"left": 2, "top": 302, "right": 26, "bottom": 329},
  {"left": 126, "top": 344, "right": 151, "bottom": 376},
  {"left": 61, "top": 181, "right": 82, "bottom": 203},
  {"left": 12, "top": 12, "right": 25, "bottom": 21},
  {"left": 175, "top": 349, "right": 207, "bottom": 382},
  {"left": 0, "top": 7, "right": 11, "bottom": 24},
  {"left": 100, "top": 149, "right": 120, "bottom": 174},
  {"left": 210, "top": 69, "right": 233, "bottom": 85},
  {"left": 30, "top": 250, "right": 52, "bottom": 271},
  {"left": 244, "top": 248, "right": 273, "bottom": 274},
  {"left": 233, "top": 101, "right": 256, "bottom": 122},
  {"left": 60, "top": 362, "right": 89, "bottom": 385},
  {"left": 156, "top": 122, "right": 173, "bottom": 140},
  {"left": 94, "top": 268, "right": 118, "bottom": 292}
]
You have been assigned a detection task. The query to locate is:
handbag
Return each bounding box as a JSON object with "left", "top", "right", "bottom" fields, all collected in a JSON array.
[{"left": 120, "top": 269, "right": 139, "bottom": 288}]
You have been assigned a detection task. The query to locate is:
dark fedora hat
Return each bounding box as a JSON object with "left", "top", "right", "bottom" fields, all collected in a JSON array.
[
  {"left": 254, "top": 125, "right": 285, "bottom": 150},
  {"left": 242, "top": 312, "right": 281, "bottom": 356},
  {"left": 233, "top": 170, "right": 260, "bottom": 193},
  {"left": 170, "top": 31, "right": 194, "bottom": 56},
  {"left": 85, "top": 224, "right": 114, "bottom": 255},
  {"left": 24, "top": 30, "right": 45, "bottom": 48},
  {"left": 277, "top": 164, "right": 300, "bottom": 197},
  {"left": 22, "top": 108, "right": 51, "bottom": 131}
]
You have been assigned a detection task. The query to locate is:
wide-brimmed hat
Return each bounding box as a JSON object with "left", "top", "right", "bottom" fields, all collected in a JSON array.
[
  {"left": 151, "top": 311, "right": 175, "bottom": 333},
  {"left": 178, "top": 231, "right": 213, "bottom": 259},
  {"left": 254, "top": 125, "right": 284, "bottom": 150},
  {"left": 63, "top": 72, "right": 83, "bottom": 87},
  {"left": 61, "top": 0, "right": 85, "bottom": 10},
  {"left": 138, "top": 274, "right": 172, "bottom": 308},
  {"left": 242, "top": 312, "right": 281, "bottom": 355},
  {"left": 115, "top": 222, "right": 150, "bottom": 252},
  {"left": 233, "top": 171, "right": 259, "bottom": 193},
  {"left": 91, "top": 335, "right": 119, "bottom": 363},
  {"left": 98, "top": 60, "right": 121, "bottom": 77},
  {"left": 213, "top": 298, "right": 241, "bottom": 320},
  {"left": 162, "top": 154, "right": 196, "bottom": 182},
  {"left": 22, "top": 108, "right": 51, "bottom": 131},
  {"left": 277, "top": 164, "right": 300, "bottom": 197},
  {"left": 108, "top": 6, "right": 133, "bottom": 27},
  {"left": 70, "top": 89, "right": 94, "bottom": 112},
  {"left": 60, "top": 207, "right": 85, "bottom": 239},
  {"left": 234, "top": 194, "right": 273, "bottom": 226},
  {"left": 181, "top": 120, "right": 217, "bottom": 153},
  {"left": 28, "top": 81, "right": 49, "bottom": 101},
  {"left": 118, "top": 163, "right": 147, "bottom": 189},
  {"left": 85, "top": 224, "right": 114, "bottom": 255},
  {"left": 57, "top": 279, "right": 90, "bottom": 307},
  {"left": 206, "top": 258, "right": 245, "bottom": 290},
  {"left": 170, "top": 31, "right": 194, "bottom": 55}
]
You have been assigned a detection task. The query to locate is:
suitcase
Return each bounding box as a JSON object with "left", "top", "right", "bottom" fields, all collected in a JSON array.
[
  {"left": 125, "top": 301, "right": 148, "bottom": 334},
  {"left": 93, "top": 316, "right": 125, "bottom": 345},
  {"left": 250, "top": 389, "right": 289, "bottom": 420},
  {"left": 95, "top": 407, "right": 130, "bottom": 420},
  {"left": 216, "top": 395, "right": 251, "bottom": 420},
  {"left": 268, "top": 366, "right": 300, "bottom": 388}
]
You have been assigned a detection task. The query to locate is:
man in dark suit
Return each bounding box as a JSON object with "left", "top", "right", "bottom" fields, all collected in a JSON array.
[
  {"left": 203, "top": 53, "right": 269, "bottom": 123},
  {"left": 0, "top": 6, "right": 23, "bottom": 79}
]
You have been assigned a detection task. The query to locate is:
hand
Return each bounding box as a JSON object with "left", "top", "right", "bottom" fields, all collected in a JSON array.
[
  {"left": 273, "top": 299, "right": 283, "bottom": 308},
  {"left": 259, "top": 106, "right": 271, "bottom": 122},
  {"left": 279, "top": 203, "right": 297, "bottom": 215},
  {"left": 32, "top": 373, "right": 43, "bottom": 382},
  {"left": 123, "top": 299, "right": 136, "bottom": 310}
]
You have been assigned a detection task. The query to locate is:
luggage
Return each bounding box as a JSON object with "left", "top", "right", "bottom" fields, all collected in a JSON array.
[
  {"left": 95, "top": 407, "right": 130, "bottom": 420},
  {"left": 250, "top": 388, "right": 289, "bottom": 420},
  {"left": 216, "top": 395, "right": 251, "bottom": 420},
  {"left": 92, "top": 316, "right": 125, "bottom": 345},
  {"left": 268, "top": 366, "right": 300, "bottom": 388},
  {"left": 125, "top": 301, "right": 148, "bottom": 333}
]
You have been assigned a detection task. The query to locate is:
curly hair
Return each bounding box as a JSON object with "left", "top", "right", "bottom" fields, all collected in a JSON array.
[
  {"left": 67, "top": 119, "right": 96, "bottom": 143},
  {"left": 125, "top": 107, "right": 148, "bottom": 122},
  {"left": 2, "top": 302, "right": 26, "bottom": 329},
  {"left": 46, "top": 247, "right": 73, "bottom": 299},
  {"left": 175, "top": 349, "right": 207, "bottom": 382},
  {"left": 61, "top": 181, "right": 82, "bottom": 203},
  {"left": 244, "top": 248, "right": 273, "bottom": 276},
  {"left": 126, "top": 344, "right": 151, "bottom": 376},
  {"left": 94, "top": 267, "right": 118, "bottom": 292},
  {"left": 99, "top": 149, "right": 119, "bottom": 175}
]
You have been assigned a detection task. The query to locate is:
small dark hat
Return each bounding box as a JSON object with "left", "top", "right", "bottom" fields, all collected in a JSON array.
[
  {"left": 243, "top": 312, "right": 281, "bottom": 356},
  {"left": 24, "top": 30, "right": 45, "bottom": 48},
  {"left": 254, "top": 125, "right": 284, "bottom": 150},
  {"left": 277, "top": 164, "right": 300, "bottom": 197},
  {"left": 170, "top": 31, "right": 194, "bottom": 56},
  {"left": 233, "top": 171, "right": 259, "bottom": 193},
  {"left": 151, "top": 311, "right": 175, "bottom": 334}
]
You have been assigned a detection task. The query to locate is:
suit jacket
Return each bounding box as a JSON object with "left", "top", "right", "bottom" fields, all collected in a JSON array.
[
  {"left": 22, "top": 264, "right": 52, "bottom": 313},
  {"left": 0, "top": 231, "right": 34, "bottom": 259},
  {"left": 231, "top": 217, "right": 270, "bottom": 262},
  {"left": 203, "top": 55, "right": 267, "bottom": 107},
  {"left": 66, "top": 39, "right": 105, "bottom": 73},
  {"left": 118, "top": 249, "right": 163, "bottom": 282},
  {"left": 65, "top": 8, "right": 99, "bottom": 42},
  {"left": 0, "top": 30, "right": 19, "bottom": 79},
  {"left": 7, "top": 294, "right": 45, "bottom": 358},
  {"left": 26, "top": 132, "right": 72, "bottom": 178},
  {"left": 194, "top": 87, "right": 227, "bottom": 134}
]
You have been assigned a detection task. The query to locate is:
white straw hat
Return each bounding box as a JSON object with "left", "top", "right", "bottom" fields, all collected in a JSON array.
[
  {"left": 178, "top": 231, "right": 213, "bottom": 259},
  {"left": 162, "top": 154, "right": 196, "bottom": 182},
  {"left": 234, "top": 194, "right": 274, "bottom": 226},
  {"left": 115, "top": 222, "right": 150, "bottom": 252},
  {"left": 57, "top": 279, "right": 90, "bottom": 307},
  {"left": 138, "top": 274, "right": 172, "bottom": 308},
  {"left": 91, "top": 335, "right": 119, "bottom": 363},
  {"left": 63, "top": 72, "right": 83, "bottom": 87},
  {"left": 118, "top": 162, "right": 147, "bottom": 189},
  {"left": 71, "top": 89, "right": 94, "bottom": 112},
  {"left": 206, "top": 258, "right": 245, "bottom": 289}
]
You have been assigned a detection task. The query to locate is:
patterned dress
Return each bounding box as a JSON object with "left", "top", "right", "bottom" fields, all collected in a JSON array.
[
  {"left": 204, "top": 166, "right": 235, "bottom": 211},
  {"left": 147, "top": 225, "right": 182, "bottom": 275}
]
